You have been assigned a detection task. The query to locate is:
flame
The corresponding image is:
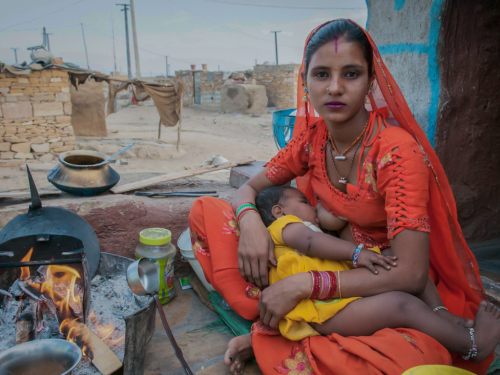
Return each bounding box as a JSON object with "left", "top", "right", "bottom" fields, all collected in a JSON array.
[
  {"left": 88, "top": 311, "right": 125, "bottom": 346},
  {"left": 60, "top": 319, "right": 93, "bottom": 360},
  {"left": 39, "top": 265, "right": 81, "bottom": 316},
  {"left": 20, "top": 247, "right": 33, "bottom": 280}
]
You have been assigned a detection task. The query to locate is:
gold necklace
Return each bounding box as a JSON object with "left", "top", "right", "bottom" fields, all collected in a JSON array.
[{"left": 328, "top": 113, "right": 369, "bottom": 161}]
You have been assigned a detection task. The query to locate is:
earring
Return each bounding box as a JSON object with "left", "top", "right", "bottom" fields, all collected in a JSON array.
[
  {"left": 302, "top": 87, "right": 309, "bottom": 102},
  {"left": 365, "top": 79, "right": 375, "bottom": 104}
]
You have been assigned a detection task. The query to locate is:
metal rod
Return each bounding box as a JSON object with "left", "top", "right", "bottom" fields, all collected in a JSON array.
[
  {"left": 158, "top": 118, "right": 162, "bottom": 139},
  {"left": 81, "top": 23, "right": 90, "bottom": 69},
  {"left": 10, "top": 48, "right": 19, "bottom": 64},
  {"left": 271, "top": 30, "right": 281, "bottom": 65},
  {"left": 111, "top": 13, "right": 118, "bottom": 75},
  {"left": 117, "top": 4, "right": 132, "bottom": 80},
  {"left": 0, "top": 258, "right": 82, "bottom": 268}
]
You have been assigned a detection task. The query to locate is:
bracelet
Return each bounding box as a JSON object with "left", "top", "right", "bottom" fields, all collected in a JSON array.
[
  {"left": 337, "top": 271, "right": 342, "bottom": 298},
  {"left": 236, "top": 202, "right": 257, "bottom": 217},
  {"left": 309, "top": 271, "right": 338, "bottom": 300},
  {"left": 432, "top": 306, "right": 448, "bottom": 312},
  {"left": 237, "top": 207, "right": 258, "bottom": 223},
  {"left": 352, "top": 244, "right": 363, "bottom": 268}
]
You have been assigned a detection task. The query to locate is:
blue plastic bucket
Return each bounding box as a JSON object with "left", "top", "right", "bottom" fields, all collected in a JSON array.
[{"left": 272, "top": 109, "right": 296, "bottom": 149}]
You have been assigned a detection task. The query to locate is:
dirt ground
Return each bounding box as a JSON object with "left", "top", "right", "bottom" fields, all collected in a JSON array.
[{"left": 0, "top": 103, "right": 278, "bottom": 192}]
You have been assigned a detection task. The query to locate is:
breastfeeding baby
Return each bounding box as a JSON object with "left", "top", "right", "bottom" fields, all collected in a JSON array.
[{"left": 254, "top": 186, "right": 500, "bottom": 362}]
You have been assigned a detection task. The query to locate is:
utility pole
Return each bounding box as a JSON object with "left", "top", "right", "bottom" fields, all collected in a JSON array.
[
  {"left": 80, "top": 23, "right": 90, "bottom": 69},
  {"left": 111, "top": 13, "right": 118, "bottom": 75},
  {"left": 129, "top": 0, "right": 141, "bottom": 79},
  {"left": 10, "top": 48, "right": 20, "bottom": 64},
  {"left": 165, "top": 56, "right": 169, "bottom": 77},
  {"left": 44, "top": 28, "right": 53, "bottom": 52},
  {"left": 116, "top": 4, "right": 132, "bottom": 80},
  {"left": 270, "top": 30, "right": 281, "bottom": 65}
]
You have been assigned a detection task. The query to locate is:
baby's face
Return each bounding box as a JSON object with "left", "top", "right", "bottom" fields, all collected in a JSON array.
[{"left": 281, "top": 189, "right": 319, "bottom": 225}]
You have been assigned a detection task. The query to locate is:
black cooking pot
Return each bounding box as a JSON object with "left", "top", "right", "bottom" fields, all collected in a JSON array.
[{"left": 0, "top": 166, "right": 100, "bottom": 278}]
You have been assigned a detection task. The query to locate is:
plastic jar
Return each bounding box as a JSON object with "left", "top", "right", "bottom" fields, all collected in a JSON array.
[{"left": 135, "top": 228, "right": 176, "bottom": 304}]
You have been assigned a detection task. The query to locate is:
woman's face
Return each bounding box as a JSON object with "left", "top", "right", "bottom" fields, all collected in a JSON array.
[{"left": 306, "top": 37, "right": 370, "bottom": 125}]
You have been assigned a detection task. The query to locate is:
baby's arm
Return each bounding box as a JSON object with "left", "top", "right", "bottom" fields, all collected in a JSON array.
[
  {"left": 282, "top": 223, "right": 393, "bottom": 272},
  {"left": 316, "top": 203, "right": 347, "bottom": 231}
]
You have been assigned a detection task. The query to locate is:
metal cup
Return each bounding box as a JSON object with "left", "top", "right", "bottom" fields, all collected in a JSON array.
[{"left": 126, "top": 258, "right": 159, "bottom": 296}]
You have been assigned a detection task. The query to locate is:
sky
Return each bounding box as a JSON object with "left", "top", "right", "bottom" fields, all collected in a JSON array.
[{"left": 0, "top": 0, "right": 367, "bottom": 77}]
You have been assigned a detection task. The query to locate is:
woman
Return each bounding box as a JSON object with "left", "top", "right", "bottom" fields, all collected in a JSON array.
[{"left": 189, "top": 20, "right": 491, "bottom": 374}]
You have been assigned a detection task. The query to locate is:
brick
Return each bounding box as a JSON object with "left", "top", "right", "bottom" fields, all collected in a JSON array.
[
  {"left": 55, "top": 92, "right": 70, "bottom": 102},
  {"left": 48, "top": 137, "right": 61, "bottom": 143},
  {"left": 0, "top": 82, "right": 12, "bottom": 87},
  {"left": 56, "top": 115, "right": 71, "bottom": 123},
  {"left": 63, "top": 102, "right": 72, "bottom": 115},
  {"left": 0, "top": 151, "right": 14, "bottom": 159},
  {"left": 29, "top": 136, "right": 47, "bottom": 144},
  {"left": 51, "top": 70, "right": 68, "bottom": 78},
  {"left": 28, "top": 77, "right": 40, "bottom": 84},
  {"left": 30, "top": 94, "right": 55, "bottom": 102},
  {"left": 31, "top": 143, "right": 50, "bottom": 153},
  {"left": 50, "top": 77, "right": 62, "bottom": 83},
  {"left": 40, "top": 70, "right": 52, "bottom": 78},
  {"left": 33, "top": 102, "right": 64, "bottom": 117},
  {"left": 0, "top": 87, "right": 10, "bottom": 94},
  {"left": 11, "top": 142, "right": 31, "bottom": 153},
  {"left": 53, "top": 145, "right": 74, "bottom": 152},
  {"left": 1, "top": 102, "right": 32, "bottom": 118},
  {"left": 14, "top": 152, "right": 34, "bottom": 159},
  {"left": 50, "top": 141, "right": 64, "bottom": 149},
  {"left": 0, "top": 142, "right": 11, "bottom": 151},
  {"left": 61, "top": 87, "right": 70, "bottom": 93},
  {"left": 18, "top": 78, "right": 29, "bottom": 84}
]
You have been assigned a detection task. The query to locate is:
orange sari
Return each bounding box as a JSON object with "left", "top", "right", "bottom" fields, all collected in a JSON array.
[{"left": 189, "top": 19, "right": 490, "bottom": 375}]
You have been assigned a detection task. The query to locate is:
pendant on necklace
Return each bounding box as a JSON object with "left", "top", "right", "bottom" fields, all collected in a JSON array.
[
  {"left": 335, "top": 155, "right": 347, "bottom": 161},
  {"left": 339, "top": 178, "right": 347, "bottom": 185}
]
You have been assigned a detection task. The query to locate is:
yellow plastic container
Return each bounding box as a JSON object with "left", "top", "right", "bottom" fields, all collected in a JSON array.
[
  {"left": 135, "top": 228, "right": 176, "bottom": 304},
  {"left": 402, "top": 365, "right": 475, "bottom": 375}
]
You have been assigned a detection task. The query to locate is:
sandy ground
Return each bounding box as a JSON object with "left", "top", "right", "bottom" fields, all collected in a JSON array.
[{"left": 0, "top": 103, "right": 278, "bottom": 192}]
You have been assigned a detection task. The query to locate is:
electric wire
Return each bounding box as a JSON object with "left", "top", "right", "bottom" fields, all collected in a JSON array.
[{"left": 201, "top": 0, "right": 364, "bottom": 10}]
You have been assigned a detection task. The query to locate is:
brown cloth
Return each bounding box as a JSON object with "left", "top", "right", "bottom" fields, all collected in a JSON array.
[{"left": 106, "top": 79, "right": 185, "bottom": 128}]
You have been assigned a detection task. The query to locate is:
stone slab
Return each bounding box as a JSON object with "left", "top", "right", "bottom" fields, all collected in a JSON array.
[
  {"left": 229, "top": 161, "right": 266, "bottom": 189},
  {"left": 33, "top": 102, "right": 64, "bottom": 117},
  {"left": 11, "top": 142, "right": 30, "bottom": 153},
  {"left": 1, "top": 102, "right": 32, "bottom": 119}
]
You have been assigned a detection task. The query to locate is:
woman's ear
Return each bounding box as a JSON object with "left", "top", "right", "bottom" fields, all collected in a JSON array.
[
  {"left": 301, "top": 70, "right": 306, "bottom": 85},
  {"left": 271, "top": 205, "right": 285, "bottom": 219}
]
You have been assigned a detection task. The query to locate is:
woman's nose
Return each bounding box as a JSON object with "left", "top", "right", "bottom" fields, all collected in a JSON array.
[{"left": 327, "top": 76, "right": 343, "bottom": 96}]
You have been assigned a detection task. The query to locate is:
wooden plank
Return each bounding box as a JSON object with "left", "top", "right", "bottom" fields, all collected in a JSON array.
[
  {"left": 0, "top": 190, "right": 61, "bottom": 199},
  {"left": 86, "top": 327, "right": 123, "bottom": 375},
  {"left": 111, "top": 159, "right": 255, "bottom": 194}
]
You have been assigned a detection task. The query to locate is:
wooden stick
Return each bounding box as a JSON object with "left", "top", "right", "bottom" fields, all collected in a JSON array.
[
  {"left": 158, "top": 118, "right": 162, "bottom": 140},
  {"left": 111, "top": 159, "right": 255, "bottom": 194},
  {"left": 177, "top": 97, "right": 182, "bottom": 152},
  {"left": 0, "top": 190, "right": 61, "bottom": 199},
  {"left": 87, "top": 328, "right": 123, "bottom": 375}
]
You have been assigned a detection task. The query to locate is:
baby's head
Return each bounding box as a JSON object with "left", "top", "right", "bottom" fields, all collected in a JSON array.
[{"left": 255, "top": 186, "right": 319, "bottom": 227}]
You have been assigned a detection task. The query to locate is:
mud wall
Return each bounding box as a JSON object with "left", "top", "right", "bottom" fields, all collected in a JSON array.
[{"left": 435, "top": 0, "right": 500, "bottom": 242}]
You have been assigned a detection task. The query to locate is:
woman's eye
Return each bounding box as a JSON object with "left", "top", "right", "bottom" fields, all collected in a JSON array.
[
  {"left": 315, "top": 72, "right": 328, "bottom": 78},
  {"left": 345, "top": 72, "right": 359, "bottom": 78}
]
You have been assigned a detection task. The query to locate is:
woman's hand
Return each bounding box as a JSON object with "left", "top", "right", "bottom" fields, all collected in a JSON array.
[
  {"left": 259, "top": 273, "right": 312, "bottom": 328},
  {"left": 356, "top": 248, "right": 397, "bottom": 274},
  {"left": 238, "top": 212, "right": 276, "bottom": 289}
]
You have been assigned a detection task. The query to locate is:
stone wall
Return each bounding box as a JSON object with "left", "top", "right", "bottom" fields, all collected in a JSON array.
[
  {"left": 253, "top": 64, "right": 301, "bottom": 110},
  {"left": 0, "top": 68, "right": 75, "bottom": 163},
  {"left": 176, "top": 70, "right": 225, "bottom": 110}
]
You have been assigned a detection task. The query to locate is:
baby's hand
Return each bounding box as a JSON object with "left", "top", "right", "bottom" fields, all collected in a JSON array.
[{"left": 356, "top": 249, "right": 397, "bottom": 274}]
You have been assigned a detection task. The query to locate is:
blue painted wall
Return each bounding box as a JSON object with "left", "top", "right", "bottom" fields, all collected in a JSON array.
[{"left": 367, "top": 0, "right": 445, "bottom": 147}]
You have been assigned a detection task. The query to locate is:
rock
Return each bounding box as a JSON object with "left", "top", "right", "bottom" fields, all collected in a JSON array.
[
  {"left": 53, "top": 145, "right": 74, "bottom": 152},
  {"left": 14, "top": 152, "right": 34, "bottom": 159},
  {"left": 48, "top": 137, "right": 61, "bottom": 143},
  {"left": 0, "top": 151, "right": 14, "bottom": 159},
  {"left": 11, "top": 142, "right": 31, "bottom": 153},
  {"left": 0, "top": 142, "right": 11, "bottom": 152},
  {"left": 38, "top": 153, "right": 53, "bottom": 163},
  {"left": 55, "top": 92, "right": 70, "bottom": 102},
  {"left": 221, "top": 84, "right": 268, "bottom": 115},
  {"left": 32, "top": 102, "right": 64, "bottom": 117},
  {"left": 31, "top": 143, "right": 50, "bottom": 153},
  {"left": 1, "top": 102, "right": 33, "bottom": 119},
  {"left": 30, "top": 136, "right": 47, "bottom": 144}
]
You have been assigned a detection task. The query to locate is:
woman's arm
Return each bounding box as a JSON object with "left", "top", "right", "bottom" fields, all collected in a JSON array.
[
  {"left": 259, "top": 229, "right": 429, "bottom": 328},
  {"left": 232, "top": 168, "right": 276, "bottom": 289}
]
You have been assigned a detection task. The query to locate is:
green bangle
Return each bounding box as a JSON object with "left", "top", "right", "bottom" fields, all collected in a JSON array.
[{"left": 236, "top": 203, "right": 257, "bottom": 217}]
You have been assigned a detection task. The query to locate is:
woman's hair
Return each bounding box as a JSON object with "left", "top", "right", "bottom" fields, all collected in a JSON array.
[
  {"left": 255, "top": 186, "right": 295, "bottom": 227},
  {"left": 304, "top": 20, "right": 373, "bottom": 76}
]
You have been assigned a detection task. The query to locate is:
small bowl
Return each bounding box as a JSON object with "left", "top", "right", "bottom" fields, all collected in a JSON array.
[{"left": 0, "top": 339, "right": 82, "bottom": 375}]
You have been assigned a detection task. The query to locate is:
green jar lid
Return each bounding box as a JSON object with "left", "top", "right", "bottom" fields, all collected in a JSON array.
[{"left": 140, "top": 228, "right": 171, "bottom": 246}]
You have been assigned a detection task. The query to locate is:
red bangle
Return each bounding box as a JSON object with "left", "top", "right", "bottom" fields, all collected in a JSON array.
[
  {"left": 318, "top": 271, "right": 330, "bottom": 300},
  {"left": 325, "top": 271, "right": 337, "bottom": 300},
  {"left": 237, "top": 207, "right": 258, "bottom": 223},
  {"left": 309, "top": 271, "right": 322, "bottom": 300}
]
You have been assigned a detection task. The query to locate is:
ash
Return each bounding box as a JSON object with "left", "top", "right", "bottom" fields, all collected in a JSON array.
[
  {"left": 74, "top": 274, "right": 149, "bottom": 375},
  {"left": 0, "top": 274, "right": 148, "bottom": 375}
]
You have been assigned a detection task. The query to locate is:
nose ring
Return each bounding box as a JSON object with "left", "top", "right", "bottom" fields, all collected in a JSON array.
[{"left": 326, "top": 87, "right": 330, "bottom": 93}]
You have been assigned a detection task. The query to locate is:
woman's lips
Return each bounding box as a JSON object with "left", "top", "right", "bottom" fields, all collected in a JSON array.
[{"left": 325, "top": 101, "right": 346, "bottom": 109}]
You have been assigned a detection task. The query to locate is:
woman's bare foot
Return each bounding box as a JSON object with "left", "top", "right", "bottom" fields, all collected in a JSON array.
[
  {"left": 223, "top": 334, "right": 254, "bottom": 374},
  {"left": 435, "top": 309, "right": 474, "bottom": 328},
  {"left": 470, "top": 301, "right": 500, "bottom": 362}
]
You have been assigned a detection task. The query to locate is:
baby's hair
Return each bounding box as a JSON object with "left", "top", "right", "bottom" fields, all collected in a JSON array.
[{"left": 255, "top": 186, "right": 296, "bottom": 227}]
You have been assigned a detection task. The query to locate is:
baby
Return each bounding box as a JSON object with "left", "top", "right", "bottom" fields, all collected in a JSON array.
[{"left": 255, "top": 185, "right": 500, "bottom": 362}]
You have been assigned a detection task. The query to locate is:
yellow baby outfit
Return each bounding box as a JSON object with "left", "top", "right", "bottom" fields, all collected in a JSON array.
[{"left": 268, "top": 215, "right": 380, "bottom": 341}]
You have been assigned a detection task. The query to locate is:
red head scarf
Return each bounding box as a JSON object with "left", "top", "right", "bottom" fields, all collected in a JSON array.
[{"left": 294, "top": 19, "right": 488, "bottom": 373}]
